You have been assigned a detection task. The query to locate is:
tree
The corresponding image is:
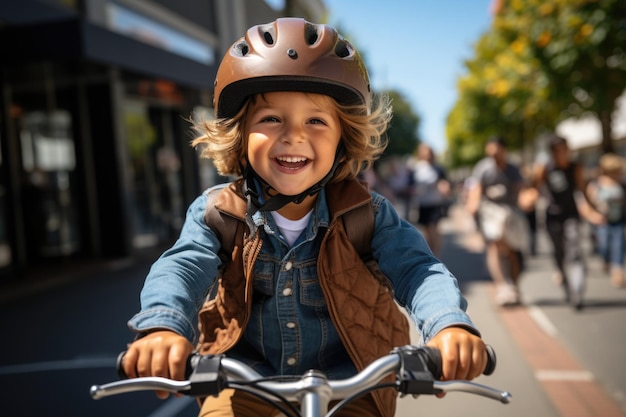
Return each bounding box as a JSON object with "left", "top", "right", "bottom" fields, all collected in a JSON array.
[
  {"left": 384, "top": 90, "right": 422, "bottom": 157},
  {"left": 495, "top": 0, "right": 626, "bottom": 152},
  {"left": 446, "top": 28, "right": 554, "bottom": 167}
]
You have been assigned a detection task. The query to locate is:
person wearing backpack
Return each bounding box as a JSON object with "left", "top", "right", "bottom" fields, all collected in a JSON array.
[{"left": 121, "top": 18, "right": 487, "bottom": 417}]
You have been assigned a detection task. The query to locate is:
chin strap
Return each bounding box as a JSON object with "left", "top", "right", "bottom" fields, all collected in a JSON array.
[{"left": 243, "top": 143, "right": 346, "bottom": 215}]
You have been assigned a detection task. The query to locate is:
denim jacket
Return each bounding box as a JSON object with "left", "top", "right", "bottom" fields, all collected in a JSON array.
[{"left": 129, "top": 181, "right": 477, "bottom": 377}]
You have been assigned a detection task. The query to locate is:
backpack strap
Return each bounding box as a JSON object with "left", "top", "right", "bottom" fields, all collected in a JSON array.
[
  {"left": 204, "top": 187, "right": 242, "bottom": 267},
  {"left": 342, "top": 202, "right": 374, "bottom": 261},
  {"left": 205, "top": 183, "right": 375, "bottom": 263}
]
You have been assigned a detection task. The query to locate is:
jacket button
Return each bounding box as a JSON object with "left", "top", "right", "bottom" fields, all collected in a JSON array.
[
  {"left": 282, "top": 287, "right": 293, "bottom": 296},
  {"left": 287, "top": 357, "right": 296, "bottom": 366},
  {"left": 284, "top": 261, "right": 293, "bottom": 270},
  {"left": 286, "top": 322, "right": 296, "bottom": 329}
]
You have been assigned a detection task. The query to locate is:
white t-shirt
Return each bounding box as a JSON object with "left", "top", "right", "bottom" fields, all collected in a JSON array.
[
  {"left": 271, "top": 210, "right": 313, "bottom": 246},
  {"left": 414, "top": 161, "right": 446, "bottom": 206}
]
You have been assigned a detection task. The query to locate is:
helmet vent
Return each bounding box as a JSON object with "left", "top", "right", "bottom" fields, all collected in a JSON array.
[
  {"left": 334, "top": 39, "right": 352, "bottom": 58},
  {"left": 259, "top": 23, "right": 276, "bottom": 45},
  {"left": 304, "top": 23, "right": 319, "bottom": 45},
  {"left": 233, "top": 41, "right": 249, "bottom": 56}
]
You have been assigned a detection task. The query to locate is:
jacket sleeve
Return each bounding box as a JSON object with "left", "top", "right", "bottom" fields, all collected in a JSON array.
[
  {"left": 369, "top": 193, "right": 479, "bottom": 343},
  {"left": 127, "top": 193, "right": 222, "bottom": 343}
]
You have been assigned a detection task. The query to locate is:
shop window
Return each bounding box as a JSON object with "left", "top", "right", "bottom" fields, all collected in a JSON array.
[
  {"left": 19, "top": 110, "right": 80, "bottom": 258},
  {"left": 123, "top": 100, "right": 183, "bottom": 248},
  {"left": 0, "top": 128, "right": 10, "bottom": 268}
]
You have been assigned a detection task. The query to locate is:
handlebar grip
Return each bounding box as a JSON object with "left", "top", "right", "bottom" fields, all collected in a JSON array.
[
  {"left": 116, "top": 351, "right": 128, "bottom": 380},
  {"left": 483, "top": 344, "right": 497, "bottom": 376}
]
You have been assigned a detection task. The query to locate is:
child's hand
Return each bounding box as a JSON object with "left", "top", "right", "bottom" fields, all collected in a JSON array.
[
  {"left": 426, "top": 326, "right": 487, "bottom": 381},
  {"left": 122, "top": 330, "right": 194, "bottom": 399}
]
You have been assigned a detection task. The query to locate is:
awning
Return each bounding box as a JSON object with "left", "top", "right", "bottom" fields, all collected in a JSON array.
[{"left": 0, "top": 18, "right": 217, "bottom": 90}]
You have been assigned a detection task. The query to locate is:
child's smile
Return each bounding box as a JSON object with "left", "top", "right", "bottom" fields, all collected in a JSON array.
[{"left": 274, "top": 155, "right": 310, "bottom": 171}]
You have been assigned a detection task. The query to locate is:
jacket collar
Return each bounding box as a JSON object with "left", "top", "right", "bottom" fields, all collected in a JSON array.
[{"left": 214, "top": 178, "right": 371, "bottom": 223}]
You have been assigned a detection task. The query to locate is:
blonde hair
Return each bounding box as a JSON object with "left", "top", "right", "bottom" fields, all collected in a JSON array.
[
  {"left": 599, "top": 153, "right": 625, "bottom": 175},
  {"left": 191, "top": 92, "right": 392, "bottom": 182}
]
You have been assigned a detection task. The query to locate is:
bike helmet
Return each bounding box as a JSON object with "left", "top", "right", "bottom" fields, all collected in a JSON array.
[
  {"left": 214, "top": 17, "right": 371, "bottom": 118},
  {"left": 213, "top": 18, "right": 372, "bottom": 213}
]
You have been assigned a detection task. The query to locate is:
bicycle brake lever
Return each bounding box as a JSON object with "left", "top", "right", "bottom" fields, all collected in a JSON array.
[
  {"left": 393, "top": 346, "right": 443, "bottom": 396},
  {"left": 188, "top": 354, "right": 227, "bottom": 397}
]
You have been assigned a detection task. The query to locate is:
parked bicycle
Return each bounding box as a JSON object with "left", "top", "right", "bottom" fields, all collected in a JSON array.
[{"left": 91, "top": 345, "right": 511, "bottom": 417}]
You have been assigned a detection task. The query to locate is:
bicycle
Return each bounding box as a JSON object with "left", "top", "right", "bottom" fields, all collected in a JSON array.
[{"left": 90, "top": 345, "right": 511, "bottom": 417}]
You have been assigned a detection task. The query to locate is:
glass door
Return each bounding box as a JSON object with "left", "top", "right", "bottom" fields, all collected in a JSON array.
[
  {"left": 19, "top": 110, "right": 80, "bottom": 259},
  {"left": 122, "top": 100, "right": 183, "bottom": 248},
  {"left": 0, "top": 120, "right": 11, "bottom": 268}
]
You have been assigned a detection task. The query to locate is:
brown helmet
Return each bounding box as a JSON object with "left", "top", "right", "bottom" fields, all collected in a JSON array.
[{"left": 213, "top": 17, "right": 371, "bottom": 119}]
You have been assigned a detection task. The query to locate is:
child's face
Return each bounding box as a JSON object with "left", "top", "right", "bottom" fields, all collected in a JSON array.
[{"left": 245, "top": 91, "right": 342, "bottom": 197}]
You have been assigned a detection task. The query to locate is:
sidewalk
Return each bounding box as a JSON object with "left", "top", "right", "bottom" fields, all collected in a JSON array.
[{"left": 414, "top": 204, "right": 626, "bottom": 417}]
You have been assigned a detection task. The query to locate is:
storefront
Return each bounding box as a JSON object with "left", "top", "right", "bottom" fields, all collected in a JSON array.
[{"left": 0, "top": 0, "right": 219, "bottom": 280}]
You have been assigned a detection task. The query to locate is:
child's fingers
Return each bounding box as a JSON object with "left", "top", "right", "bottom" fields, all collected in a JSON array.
[
  {"left": 151, "top": 348, "right": 170, "bottom": 378},
  {"left": 136, "top": 348, "right": 153, "bottom": 378},
  {"left": 122, "top": 348, "right": 139, "bottom": 379},
  {"left": 439, "top": 342, "right": 460, "bottom": 380},
  {"left": 169, "top": 342, "right": 193, "bottom": 382},
  {"left": 151, "top": 348, "right": 173, "bottom": 400},
  {"left": 464, "top": 345, "right": 485, "bottom": 380}
]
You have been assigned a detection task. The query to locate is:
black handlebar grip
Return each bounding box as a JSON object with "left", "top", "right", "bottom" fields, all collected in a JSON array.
[
  {"left": 483, "top": 344, "right": 497, "bottom": 376},
  {"left": 116, "top": 351, "right": 129, "bottom": 380}
]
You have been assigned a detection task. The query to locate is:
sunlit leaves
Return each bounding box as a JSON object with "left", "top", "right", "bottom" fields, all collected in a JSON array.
[{"left": 446, "top": 0, "right": 626, "bottom": 165}]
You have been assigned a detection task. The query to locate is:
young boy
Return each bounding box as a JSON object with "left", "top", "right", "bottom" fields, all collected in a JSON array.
[{"left": 122, "top": 18, "right": 487, "bottom": 417}]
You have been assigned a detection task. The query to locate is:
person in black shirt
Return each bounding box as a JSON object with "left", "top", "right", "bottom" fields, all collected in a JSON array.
[{"left": 533, "top": 135, "right": 604, "bottom": 310}]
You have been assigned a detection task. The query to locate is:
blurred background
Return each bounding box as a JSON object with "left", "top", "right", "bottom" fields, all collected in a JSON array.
[
  {"left": 0, "top": 0, "right": 624, "bottom": 278},
  {"left": 0, "top": 1, "right": 625, "bottom": 416}
]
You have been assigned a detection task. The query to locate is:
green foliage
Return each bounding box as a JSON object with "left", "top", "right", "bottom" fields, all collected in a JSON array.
[
  {"left": 384, "top": 90, "right": 422, "bottom": 157},
  {"left": 448, "top": 0, "right": 626, "bottom": 166}
]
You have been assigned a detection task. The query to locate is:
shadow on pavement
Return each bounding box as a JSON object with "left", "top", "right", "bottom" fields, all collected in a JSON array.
[{"left": 439, "top": 227, "right": 491, "bottom": 292}]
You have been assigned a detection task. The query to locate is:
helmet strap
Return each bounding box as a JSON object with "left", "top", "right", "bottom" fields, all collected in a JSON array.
[{"left": 243, "top": 143, "right": 346, "bottom": 214}]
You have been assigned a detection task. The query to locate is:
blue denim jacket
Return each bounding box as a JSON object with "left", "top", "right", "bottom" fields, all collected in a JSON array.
[{"left": 129, "top": 185, "right": 477, "bottom": 378}]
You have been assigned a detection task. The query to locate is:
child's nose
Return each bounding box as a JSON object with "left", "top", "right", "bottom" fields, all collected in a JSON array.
[{"left": 281, "top": 123, "right": 306, "bottom": 143}]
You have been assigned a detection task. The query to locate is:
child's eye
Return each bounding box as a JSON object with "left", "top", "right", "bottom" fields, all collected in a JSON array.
[
  {"left": 309, "top": 118, "right": 327, "bottom": 125},
  {"left": 261, "top": 116, "right": 280, "bottom": 123}
]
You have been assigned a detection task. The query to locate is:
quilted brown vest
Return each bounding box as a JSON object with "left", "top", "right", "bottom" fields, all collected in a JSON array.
[{"left": 197, "top": 179, "right": 410, "bottom": 417}]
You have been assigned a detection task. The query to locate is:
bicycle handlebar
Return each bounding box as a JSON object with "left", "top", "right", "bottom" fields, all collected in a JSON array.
[{"left": 90, "top": 345, "right": 510, "bottom": 406}]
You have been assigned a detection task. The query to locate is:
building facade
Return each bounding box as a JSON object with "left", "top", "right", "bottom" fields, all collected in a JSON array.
[{"left": 0, "top": 0, "right": 326, "bottom": 281}]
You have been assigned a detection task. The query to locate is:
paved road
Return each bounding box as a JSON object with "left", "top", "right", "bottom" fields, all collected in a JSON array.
[{"left": 0, "top": 205, "right": 624, "bottom": 417}]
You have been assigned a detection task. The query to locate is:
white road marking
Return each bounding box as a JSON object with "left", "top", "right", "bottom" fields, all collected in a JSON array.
[{"left": 528, "top": 305, "right": 558, "bottom": 337}]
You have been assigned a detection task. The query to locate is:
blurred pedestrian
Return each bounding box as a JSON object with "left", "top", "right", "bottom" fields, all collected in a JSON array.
[
  {"left": 532, "top": 135, "right": 605, "bottom": 310},
  {"left": 519, "top": 164, "right": 539, "bottom": 256},
  {"left": 386, "top": 158, "right": 415, "bottom": 220},
  {"left": 466, "top": 136, "right": 528, "bottom": 306},
  {"left": 412, "top": 144, "right": 450, "bottom": 257},
  {"left": 587, "top": 153, "right": 626, "bottom": 288}
]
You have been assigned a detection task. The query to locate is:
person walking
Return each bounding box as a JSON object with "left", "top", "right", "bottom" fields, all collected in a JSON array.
[
  {"left": 466, "top": 136, "right": 528, "bottom": 307},
  {"left": 587, "top": 153, "right": 626, "bottom": 288},
  {"left": 532, "top": 135, "right": 605, "bottom": 310},
  {"left": 412, "top": 144, "right": 451, "bottom": 257}
]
